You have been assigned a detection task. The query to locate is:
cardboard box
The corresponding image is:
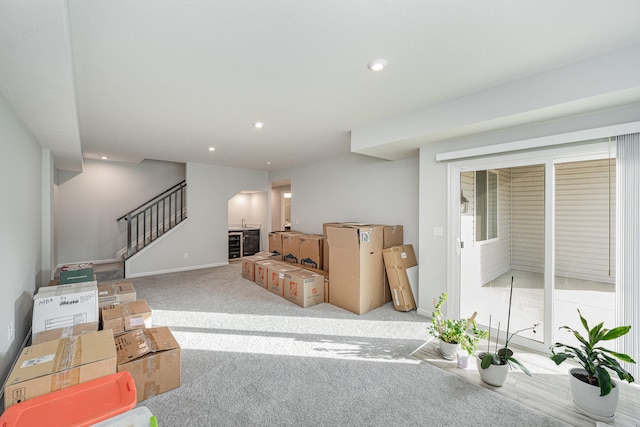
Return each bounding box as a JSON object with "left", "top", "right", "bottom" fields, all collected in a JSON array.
[
  {"left": 326, "top": 224, "right": 388, "bottom": 314},
  {"left": 266, "top": 263, "right": 301, "bottom": 296},
  {"left": 115, "top": 327, "right": 181, "bottom": 402},
  {"left": 59, "top": 262, "right": 95, "bottom": 285},
  {"left": 241, "top": 255, "right": 266, "bottom": 281},
  {"left": 382, "top": 244, "right": 417, "bottom": 269},
  {"left": 4, "top": 330, "right": 116, "bottom": 409},
  {"left": 98, "top": 281, "right": 137, "bottom": 308},
  {"left": 383, "top": 225, "right": 404, "bottom": 248},
  {"left": 254, "top": 251, "right": 282, "bottom": 261},
  {"left": 268, "top": 231, "right": 283, "bottom": 254},
  {"left": 31, "top": 322, "right": 99, "bottom": 345},
  {"left": 255, "top": 260, "right": 279, "bottom": 288},
  {"left": 281, "top": 232, "right": 303, "bottom": 264},
  {"left": 32, "top": 281, "right": 99, "bottom": 335},
  {"left": 283, "top": 270, "right": 324, "bottom": 308},
  {"left": 101, "top": 300, "right": 152, "bottom": 335},
  {"left": 298, "top": 234, "right": 323, "bottom": 270},
  {"left": 383, "top": 245, "right": 418, "bottom": 312}
]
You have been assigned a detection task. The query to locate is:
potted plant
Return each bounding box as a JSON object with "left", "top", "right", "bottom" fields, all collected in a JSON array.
[
  {"left": 477, "top": 277, "right": 539, "bottom": 386},
  {"left": 428, "top": 292, "right": 487, "bottom": 362},
  {"left": 549, "top": 309, "right": 635, "bottom": 421}
]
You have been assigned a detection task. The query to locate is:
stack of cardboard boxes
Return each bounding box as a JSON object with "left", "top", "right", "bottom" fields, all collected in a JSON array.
[
  {"left": 3, "top": 262, "right": 182, "bottom": 413},
  {"left": 246, "top": 223, "right": 416, "bottom": 315}
]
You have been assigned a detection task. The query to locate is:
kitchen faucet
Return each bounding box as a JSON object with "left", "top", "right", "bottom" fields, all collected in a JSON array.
[{"left": 242, "top": 218, "right": 246, "bottom": 228}]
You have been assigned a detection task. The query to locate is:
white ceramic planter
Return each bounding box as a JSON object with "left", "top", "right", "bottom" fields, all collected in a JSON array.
[
  {"left": 569, "top": 368, "right": 619, "bottom": 421},
  {"left": 476, "top": 355, "right": 509, "bottom": 387},
  {"left": 438, "top": 339, "right": 459, "bottom": 360}
]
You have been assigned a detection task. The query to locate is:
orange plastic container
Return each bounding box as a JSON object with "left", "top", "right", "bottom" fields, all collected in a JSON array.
[{"left": 0, "top": 371, "right": 136, "bottom": 427}]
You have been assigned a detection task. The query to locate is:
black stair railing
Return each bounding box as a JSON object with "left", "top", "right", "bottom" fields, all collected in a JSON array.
[{"left": 117, "top": 180, "right": 187, "bottom": 258}]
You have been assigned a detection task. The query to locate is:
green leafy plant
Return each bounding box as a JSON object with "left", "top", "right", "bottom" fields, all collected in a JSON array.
[
  {"left": 428, "top": 293, "right": 488, "bottom": 355},
  {"left": 549, "top": 309, "right": 635, "bottom": 396},
  {"left": 479, "top": 277, "right": 539, "bottom": 376}
]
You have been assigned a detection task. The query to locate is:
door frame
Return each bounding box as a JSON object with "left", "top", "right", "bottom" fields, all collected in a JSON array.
[{"left": 446, "top": 140, "right": 615, "bottom": 352}]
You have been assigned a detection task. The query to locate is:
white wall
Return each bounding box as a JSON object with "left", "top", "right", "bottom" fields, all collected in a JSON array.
[
  {"left": 56, "top": 159, "right": 185, "bottom": 265},
  {"left": 126, "top": 162, "right": 268, "bottom": 276},
  {"left": 270, "top": 153, "right": 419, "bottom": 239},
  {"left": 0, "top": 95, "right": 42, "bottom": 385}
]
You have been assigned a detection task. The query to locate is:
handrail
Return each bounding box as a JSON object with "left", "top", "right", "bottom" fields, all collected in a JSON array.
[
  {"left": 117, "top": 180, "right": 186, "bottom": 222},
  {"left": 118, "top": 180, "right": 187, "bottom": 258}
]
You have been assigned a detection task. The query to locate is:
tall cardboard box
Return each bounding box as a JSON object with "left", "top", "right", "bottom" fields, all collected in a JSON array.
[
  {"left": 255, "top": 259, "right": 279, "bottom": 288},
  {"left": 266, "top": 263, "right": 301, "bottom": 296},
  {"left": 268, "top": 232, "right": 283, "bottom": 254},
  {"left": 281, "top": 232, "right": 302, "bottom": 264},
  {"left": 326, "top": 224, "right": 388, "bottom": 314},
  {"left": 115, "top": 327, "right": 181, "bottom": 402},
  {"left": 3, "top": 330, "right": 116, "bottom": 409},
  {"left": 283, "top": 270, "right": 324, "bottom": 308},
  {"left": 32, "top": 281, "right": 99, "bottom": 335},
  {"left": 101, "top": 300, "right": 152, "bottom": 335},
  {"left": 383, "top": 245, "right": 418, "bottom": 312},
  {"left": 298, "top": 234, "right": 323, "bottom": 270},
  {"left": 97, "top": 281, "right": 137, "bottom": 308}
]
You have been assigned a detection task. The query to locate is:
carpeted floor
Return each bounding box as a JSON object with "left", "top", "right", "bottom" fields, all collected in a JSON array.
[{"left": 124, "top": 263, "right": 569, "bottom": 426}]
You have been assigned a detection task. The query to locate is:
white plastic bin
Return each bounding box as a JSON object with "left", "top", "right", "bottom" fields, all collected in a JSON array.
[{"left": 91, "top": 406, "right": 157, "bottom": 427}]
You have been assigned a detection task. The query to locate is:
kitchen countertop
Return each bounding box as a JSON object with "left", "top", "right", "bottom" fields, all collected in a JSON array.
[{"left": 228, "top": 225, "right": 261, "bottom": 231}]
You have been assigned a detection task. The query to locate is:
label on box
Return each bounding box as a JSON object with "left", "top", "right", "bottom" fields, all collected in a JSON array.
[
  {"left": 401, "top": 252, "right": 407, "bottom": 259},
  {"left": 21, "top": 353, "right": 55, "bottom": 368},
  {"left": 130, "top": 317, "right": 145, "bottom": 327},
  {"left": 360, "top": 231, "right": 371, "bottom": 243}
]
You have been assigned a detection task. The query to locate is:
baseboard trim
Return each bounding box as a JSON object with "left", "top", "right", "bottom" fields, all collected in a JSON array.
[{"left": 125, "top": 261, "right": 229, "bottom": 278}]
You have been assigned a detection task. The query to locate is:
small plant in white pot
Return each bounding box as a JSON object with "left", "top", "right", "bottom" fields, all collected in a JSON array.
[
  {"left": 477, "top": 277, "right": 539, "bottom": 387},
  {"left": 550, "top": 309, "right": 635, "bottom": 421},
  {"left": 428, "top": 293, "right": 487, "bottom": 362}
]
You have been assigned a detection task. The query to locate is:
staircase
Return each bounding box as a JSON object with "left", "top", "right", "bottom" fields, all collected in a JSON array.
[{"left": 117, "top": 181, "right": 187, "bottom": 260}]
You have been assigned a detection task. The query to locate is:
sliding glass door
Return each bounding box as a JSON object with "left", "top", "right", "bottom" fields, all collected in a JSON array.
[{"left": 454, "top": 144, "right": 616, "bottom": 349}]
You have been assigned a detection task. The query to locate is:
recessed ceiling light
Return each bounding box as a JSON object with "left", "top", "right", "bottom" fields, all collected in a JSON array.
[
  {"left": 254, "top": 122, "right": 264, "bottom": 129},
  {"left": 208, "top": 147, "right": 215, "bottom": 152},
  {"left": 367, "top": 59, "right": 388, "bottom": 72},
  {"left": 265, "top": 161, "right": 272, "bottom": 165},
  {"left": 100, "top": 156, "right": 109, "bottom": 160}
]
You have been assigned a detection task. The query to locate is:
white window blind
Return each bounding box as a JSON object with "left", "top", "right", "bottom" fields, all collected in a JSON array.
[{"left": 616, "top": 133, "right": 640, "bottom": 380}]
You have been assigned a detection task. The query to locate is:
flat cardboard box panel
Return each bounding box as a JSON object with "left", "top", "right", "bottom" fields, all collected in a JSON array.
[
  {"left": 32, "top": 282, "right": 99, "bottom": 335},
  {"left": 283, "top": 270, "right": 324, "bottom": 308},
  {"left": 115, "top": 327, "right": 181, "bottom": 402},
  {"left": 98, "top": 282, "right": 137, "bottom": 308},
  {"left": 241, "top": 255, "right": 265, "bottom": 281},
  {"left": 32, "top": 322, "right": 99, "bottom": 345},
  {"left": 59, "top": 263, "right": 95, "bottom": 285},
  {"left": 383, "top": 244, "right": 417, "bottom": 269},
  {"left": 383, "top": 225, "right": 404, "bottom": 248},
  {"left": 298, "top": 234, "right": 323, "bottom": 270},
  {"left": 254, "top": 260, "right": 279, "bottom": 288},
  {"left": 4, "top": 330, "right": 116, "bottom": 409},
  {"left": 385, "top": 266, "right": 417, "bottom": 311},
  {"left": 266, "top": 263, "right": 301, "bottom": 296},
  {"left": 101, "top": 300, "right": 152, "bottom": 335},
  {"left": 326, "top": 224, "right": 386, "bottom": 315}
]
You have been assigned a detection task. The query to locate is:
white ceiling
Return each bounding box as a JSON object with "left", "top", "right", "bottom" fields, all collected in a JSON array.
[{"left": 2, "top": 1, "right": 640, "bottom": 172}]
